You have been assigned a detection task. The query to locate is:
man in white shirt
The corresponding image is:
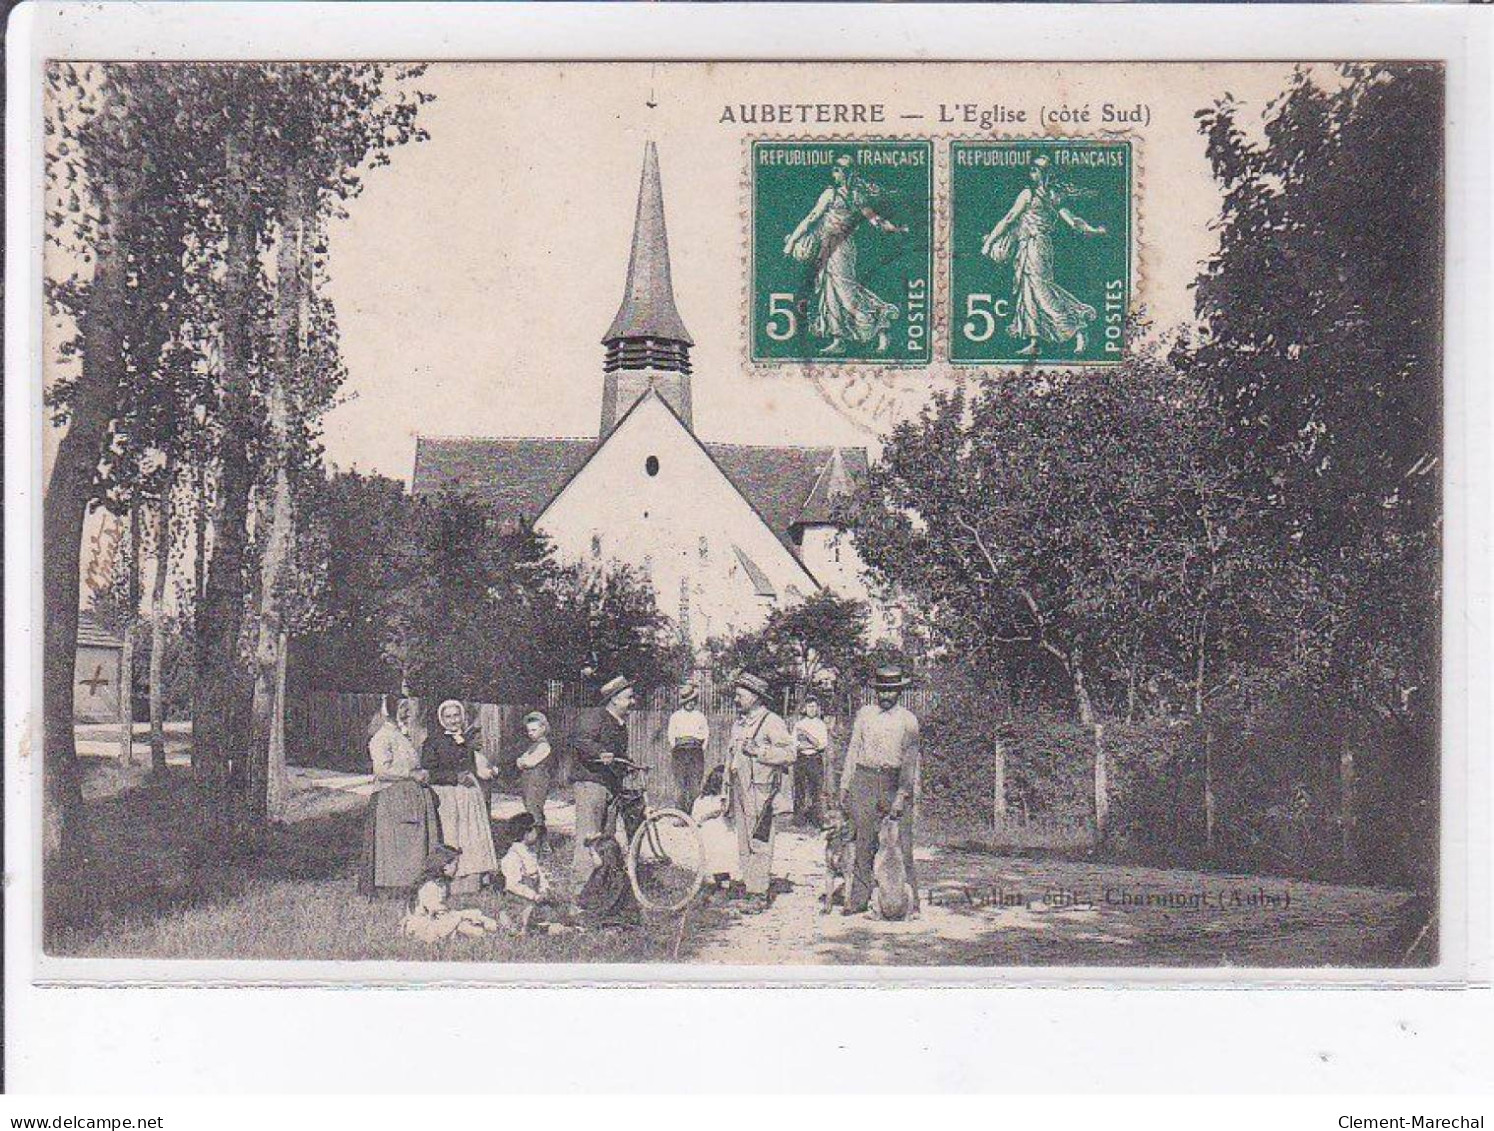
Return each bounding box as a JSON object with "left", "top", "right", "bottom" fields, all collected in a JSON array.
[
  {"left": 839, "top": 665, "right": 921, "bottom": 916},
  {"left": 667, "top": 682, "right": 711, "bottom": 807}
]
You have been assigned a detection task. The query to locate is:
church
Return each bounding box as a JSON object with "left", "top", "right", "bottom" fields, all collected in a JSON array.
[{"left": 412, "top": 143, "right": 874, "bottom": 649}]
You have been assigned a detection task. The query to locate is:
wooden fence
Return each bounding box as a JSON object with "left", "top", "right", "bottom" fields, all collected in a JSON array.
[
  {"left": 288, "top": 693, "right": 777, "bottom": 811},
  {"left": 545, "top": 671, "right": 938, "bottom": 720}
]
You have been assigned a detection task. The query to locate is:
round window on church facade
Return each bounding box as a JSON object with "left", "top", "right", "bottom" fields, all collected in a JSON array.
[{"left": 645, "top": 455, "right": 660, "bottom": 477}]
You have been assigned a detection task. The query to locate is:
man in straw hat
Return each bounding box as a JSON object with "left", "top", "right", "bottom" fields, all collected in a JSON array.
[
  {"left": 839, "top": 664, "right": 921, "bottom": 916},
  {"left": 569, "top": 675, "right": 637, "bottom": 890},
  {"left": 724, "top": 670, "right": 797, "bottom": 911},
  {"left": 666, "top": 682, "right": 711, "bottom": 808}
]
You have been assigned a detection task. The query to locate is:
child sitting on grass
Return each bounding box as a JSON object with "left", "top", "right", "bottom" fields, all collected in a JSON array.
[
  {"left": 401, "top": 844, "right": 500, "bottom": 943},
  {"left": 497, "top": 813, "right": 563, "bottom": 935}
]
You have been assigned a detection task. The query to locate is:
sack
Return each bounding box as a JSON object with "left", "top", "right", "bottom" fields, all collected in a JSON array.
[
  {"left": 986, "top": 231, "right": 1015, "bottom": 265},
  {"left": 788, "top": 231, "right": 819, "bottom": 262},
  {"left": 872, "top": 818, "right": 912, "bottom": 921},
  {"left": 693, "top": 805, "right": 737, "bottom": 877}
]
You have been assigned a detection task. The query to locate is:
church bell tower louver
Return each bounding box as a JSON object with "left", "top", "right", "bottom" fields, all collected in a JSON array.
[{"left": 600, "top": 142, "right": 694, "bottom": 437}]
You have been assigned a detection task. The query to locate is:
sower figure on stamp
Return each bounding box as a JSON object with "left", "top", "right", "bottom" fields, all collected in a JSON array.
[
  {"left": 783, "top": 154, "right": 908, "bottom": 356},
  {"left": 666, "top": 682, "right": 710, "bottom": 808},
  {"left": 724, "top": 670, "right": 797, "bottom": 913},
  {"left": 980, "top": 155, "right": 1107, "bottom": 358},
  {"left": 839, "top": 664, "right": 921, "bottom": 917},
  {"left": 569, "top": 675, "right": 640, "bottom": 892}
]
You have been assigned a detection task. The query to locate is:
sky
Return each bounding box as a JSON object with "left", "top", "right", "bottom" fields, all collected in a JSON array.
[
  {"left": 43, "top": 61, "right": 1305, "bottom": 483},
  {"left": 310, "top": 62, "right": 1300, "bottom": 482}
]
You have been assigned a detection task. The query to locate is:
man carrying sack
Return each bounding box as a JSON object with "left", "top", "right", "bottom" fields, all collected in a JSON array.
[
  {"left": 839, "top": 664, "right": 921, "bottom": 917},
  {"left": 724, "top": 670, "right": 796, "bottom": 913}
]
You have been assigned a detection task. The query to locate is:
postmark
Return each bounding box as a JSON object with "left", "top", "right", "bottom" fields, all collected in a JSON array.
[
  {"left": 949, "top": 139, "right": 1132, "bottom": 365},
  {"left": 750, "top": 139, "right": 933, "bottom": 365}
]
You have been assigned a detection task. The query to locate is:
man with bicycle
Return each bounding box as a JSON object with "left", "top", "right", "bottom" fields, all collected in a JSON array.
[{"left": 570, "top": 675, "right": 641, "bottom": 889}]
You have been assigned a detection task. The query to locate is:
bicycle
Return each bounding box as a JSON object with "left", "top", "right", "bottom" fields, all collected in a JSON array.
[{"left": 601, "top": 756, "right": 707, "bottom": 913}]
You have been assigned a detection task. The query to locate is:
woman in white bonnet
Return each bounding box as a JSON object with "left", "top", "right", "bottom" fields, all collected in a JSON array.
[{"left": 421, "top": 699, "right": 500, "bottom": 894}]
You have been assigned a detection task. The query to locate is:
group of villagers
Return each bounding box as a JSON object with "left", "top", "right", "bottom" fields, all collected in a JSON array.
[
  {"left": 360, "top": 697, "right": 563, "bottom": 942},
  {"left": 360, "top": 662, "right": 923, "bottom": 943},
  {"left": 666, "top": 664, "right": 923, "bottom": 917}
]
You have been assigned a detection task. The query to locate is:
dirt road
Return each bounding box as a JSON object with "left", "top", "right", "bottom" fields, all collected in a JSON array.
[
  {"left": 282, "top": 770, "right": 1426, "bottom": 968},
  {"left": 687, "top": 827, "right": 1426, "bottom": 968}
]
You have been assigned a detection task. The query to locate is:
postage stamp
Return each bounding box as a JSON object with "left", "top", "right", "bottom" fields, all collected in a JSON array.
[
  {"left": 949, "top": 139, "right": 1132, "bottom": 365},
  {"left": 750, "top": 139, "right": 933, "bottom": 365}
]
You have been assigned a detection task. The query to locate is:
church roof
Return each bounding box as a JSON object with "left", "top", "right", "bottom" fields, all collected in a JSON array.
[
  {"left": 412, "top": 436, "right": 596, "bottom": 519},
  {"left": 705, "top": 443, "right": 868, "bottom": 549},
  {"left": 411, "top": 431, "right": 867, "bottom": 555},
  {"left": 603, "top": 141, "right": 693, "bottom": 346},
  {"left": 797, "top": 445, "right": 864, "bottom": 526}
]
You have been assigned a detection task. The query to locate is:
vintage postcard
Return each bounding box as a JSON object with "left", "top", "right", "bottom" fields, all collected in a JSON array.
[{"left": 21, "top": 53, "right": 1456, "bottom": 982}]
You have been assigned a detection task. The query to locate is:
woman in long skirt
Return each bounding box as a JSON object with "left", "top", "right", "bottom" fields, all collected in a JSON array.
[
  {"left": 423, "top": 699, "right": 500, "bottom": 894},
  {"left": 783, "top": 155, "right": 908, "bottom": 356},
  {"left": 359, "top": 696, "right": 441, "bottom": 900}
]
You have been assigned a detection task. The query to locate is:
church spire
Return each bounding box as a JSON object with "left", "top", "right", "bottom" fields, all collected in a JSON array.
[
  {"left": 605, "top": 141, "right": 693, "bottom": 347},
  {"left": 600, "top": 142, "right": 694, "bottom": 435}
]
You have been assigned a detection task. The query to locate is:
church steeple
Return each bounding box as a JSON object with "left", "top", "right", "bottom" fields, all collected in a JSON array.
[{"left": 601, "top": 142, "right": 694, "bottom": 436}]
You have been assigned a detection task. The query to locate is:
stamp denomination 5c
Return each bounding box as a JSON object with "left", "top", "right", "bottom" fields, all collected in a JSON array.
[
  {"left": 751, "top": 139, "right": 933, "bottom": 365},
  {"left": 949, "top": 139, "right": 1132, "bottom": 365}
]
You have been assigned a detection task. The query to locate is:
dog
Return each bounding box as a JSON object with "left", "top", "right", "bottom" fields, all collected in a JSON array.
[
  {"left": 821, "top": 815, "right": 855, "bottom": 913},
  {"left": 871, "top": 817, "right": 914, "bottom": 921}
]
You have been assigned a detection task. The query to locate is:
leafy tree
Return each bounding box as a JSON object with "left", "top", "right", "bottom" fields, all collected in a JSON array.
[
  {"left": 547, "top": 562, "right": 692, "bottom": 696},
  {"left": 707, "top": 591, "right": 872, "bottom": 700},
  {"left": 852, "top": 342, "right": 1263, "bottom": 725},
  {"left": 43, "top": 63, "right": 433, "bottom": 857},
  {"left": 391, "top": 492, "right": 562, "bottom": 700},
  {"left": 43, "top": 64, "right": 205, "bottom": 865},
  {"left": 1189, "top": 64, "right": 1441, "bottom": 731},
  {"left": 296, "top": 476, "right": 687, "bottom": 704},
  {"left": 288, "top": 470, "right": 415, "bottom": 695}
]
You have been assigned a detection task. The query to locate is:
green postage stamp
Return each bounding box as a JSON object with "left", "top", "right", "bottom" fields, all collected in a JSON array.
[
  {"left": 949, "top": 139, "right": 1132, "bottom": 365},
  {"left": 750, "top": 139, "right": 933, "bottom": 364}
]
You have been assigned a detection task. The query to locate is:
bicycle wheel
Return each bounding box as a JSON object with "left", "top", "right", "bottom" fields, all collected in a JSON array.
[{"left": 627, "top": 808, "right": 706, "bottom": 913}]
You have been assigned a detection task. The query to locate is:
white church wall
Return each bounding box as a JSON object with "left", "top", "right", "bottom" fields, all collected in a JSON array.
[
  {"left": 800, "top": 524, "right": 904, "bottom": 644},
  {"left": 798, "top": 524, "right": 871, "bottom": 601},
  {"left": 537, "top": 393, "right": 818, "bottom": 648}
]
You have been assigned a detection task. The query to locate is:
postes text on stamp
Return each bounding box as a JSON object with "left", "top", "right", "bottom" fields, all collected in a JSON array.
[
  {"left": 750, "top": 139, "right": 933, "bottom": 365},
  {"left": 949, "top": 139, "right": 1132, "bottom": 365}
]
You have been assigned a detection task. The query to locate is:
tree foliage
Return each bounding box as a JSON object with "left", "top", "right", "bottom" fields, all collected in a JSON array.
[
  {"left": 707, "top": 591, "right": 874, "bottom": 699},
  {"left": 1188, "top": 64, "right": 1441, "bottom": 732},
  {"left": 294, "top": 474, "right": 688, "bottom": 704},
  {"left": 855, "top": 342, "right": 1264, "bottom": 724},
  {"left": 856, "top": 65, "right": 1439, "bottom": 744},
  {"left": 43, "top": 63, "right": 434, "bottom": 847}
]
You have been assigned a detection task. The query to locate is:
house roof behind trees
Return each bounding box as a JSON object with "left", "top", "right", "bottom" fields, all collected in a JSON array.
[{"left": 76, "top": 611, "right": 124, "bottom": 649}]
